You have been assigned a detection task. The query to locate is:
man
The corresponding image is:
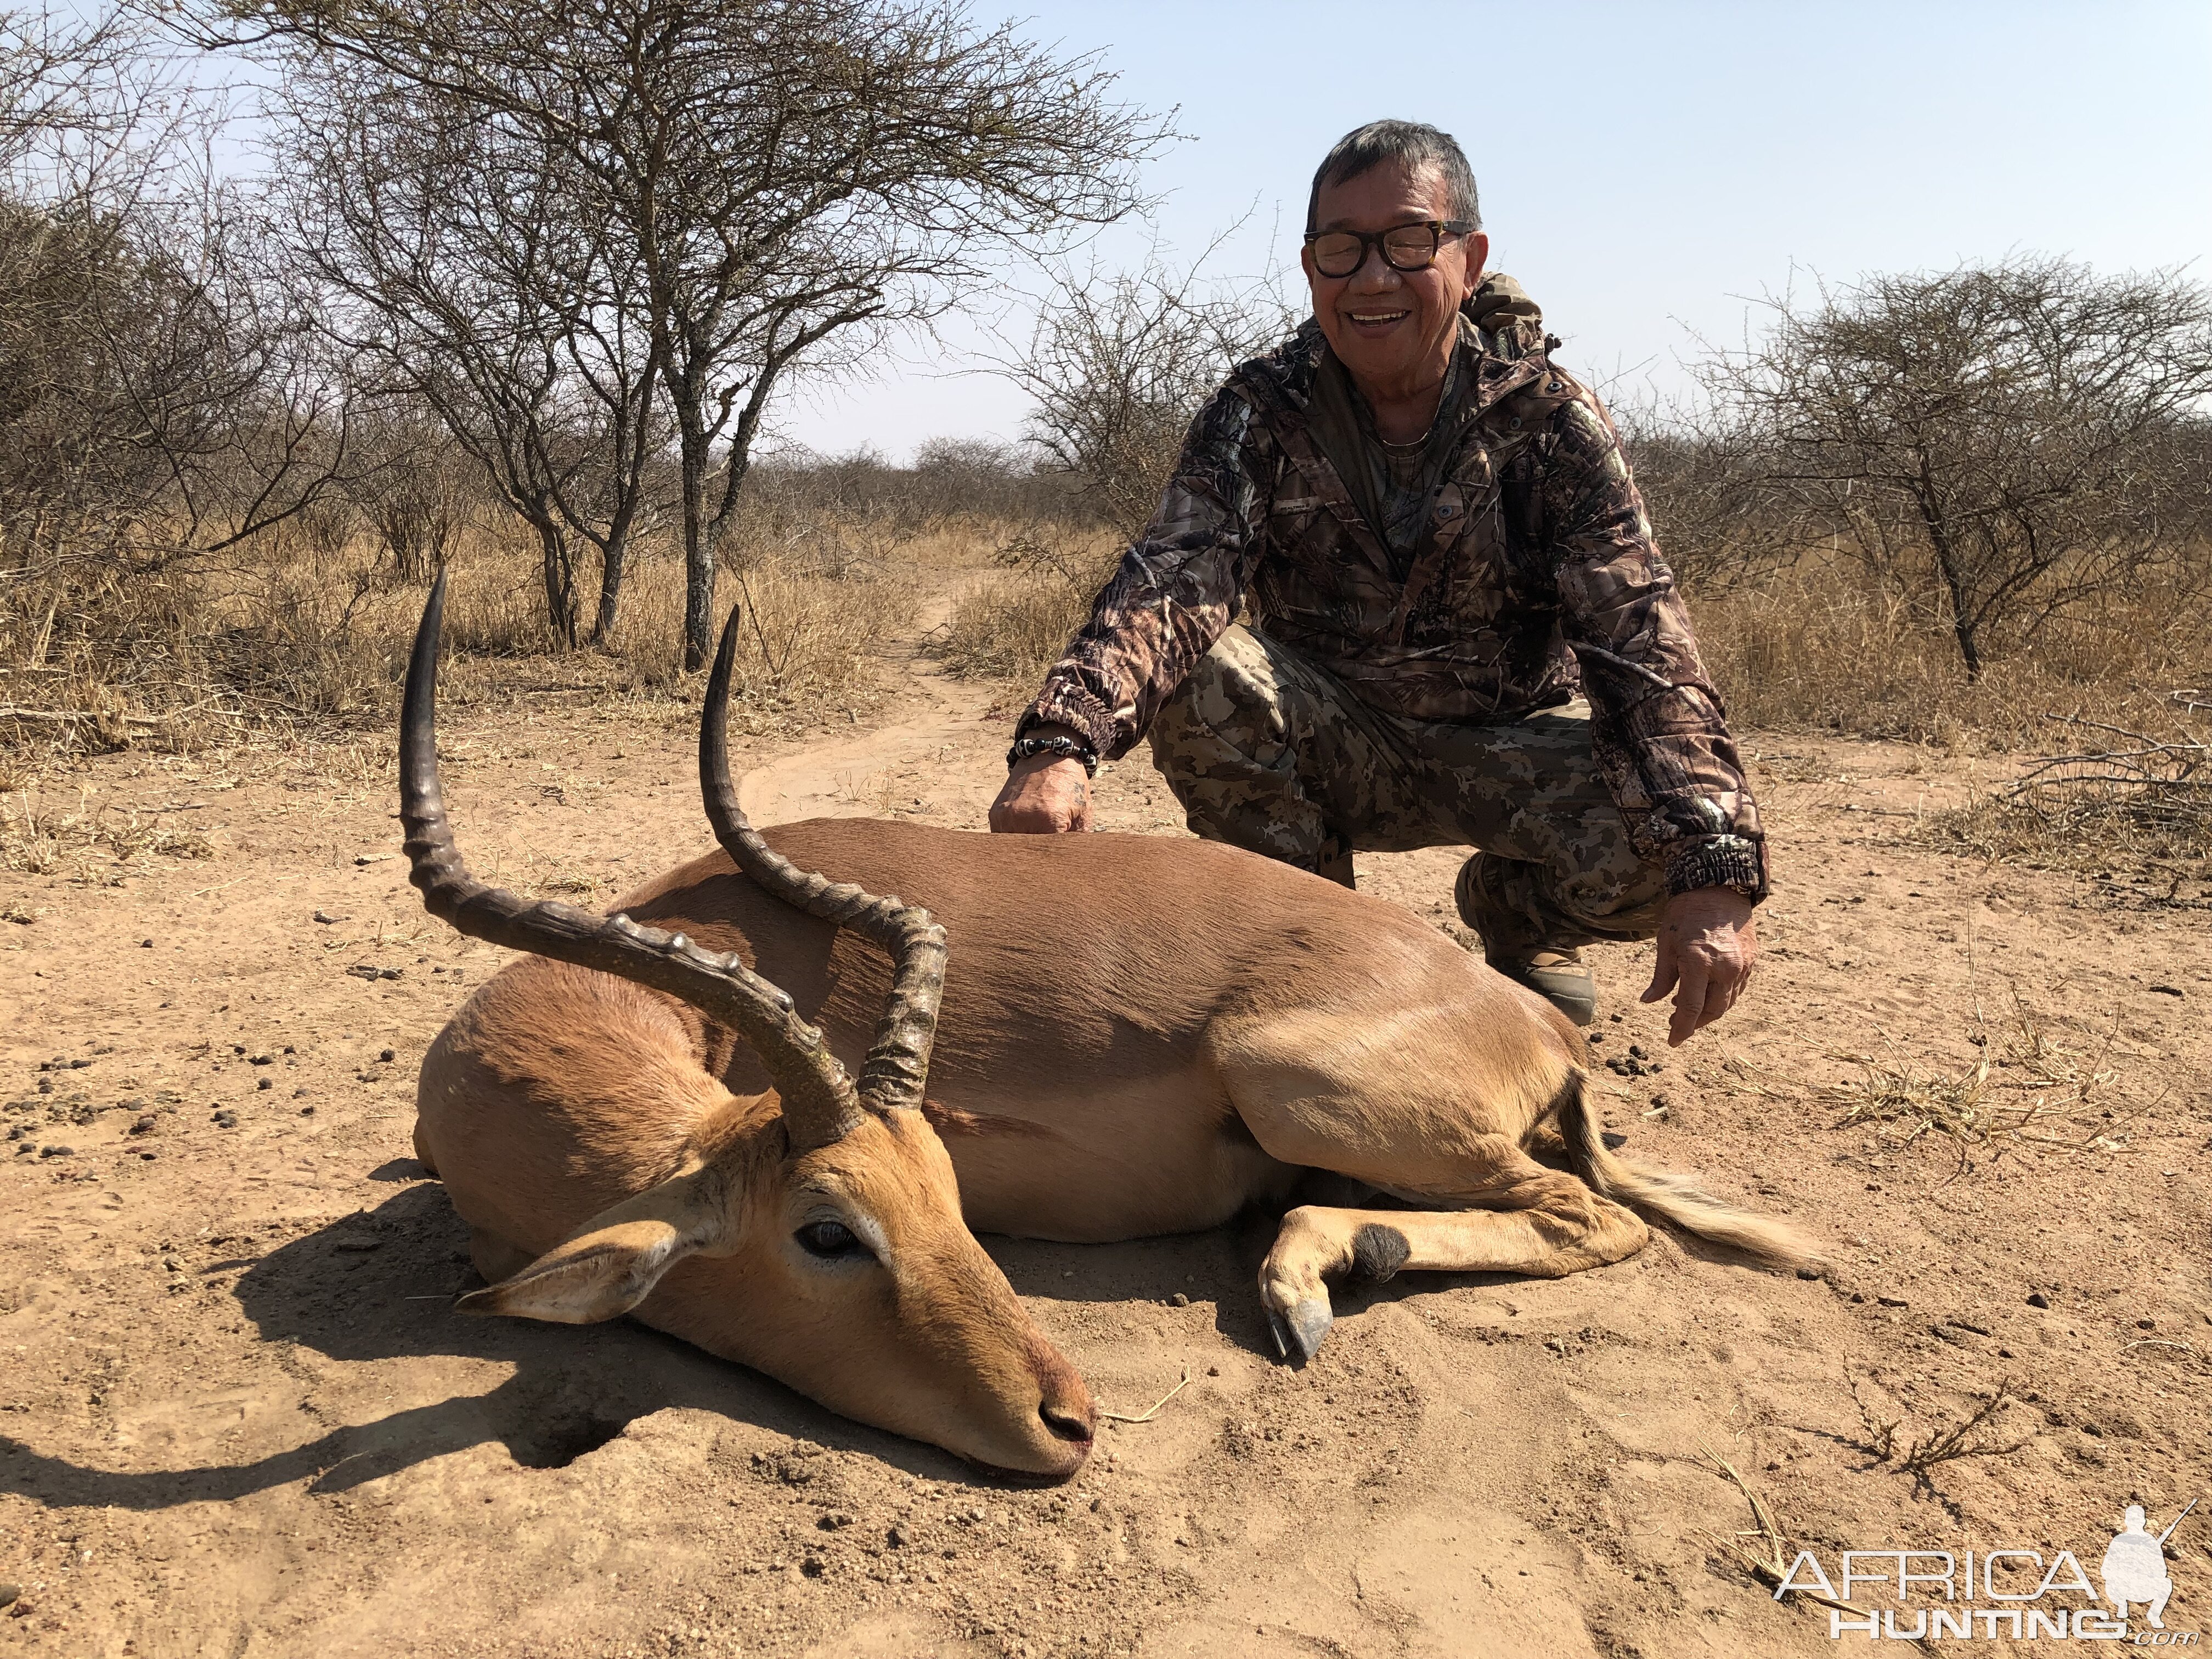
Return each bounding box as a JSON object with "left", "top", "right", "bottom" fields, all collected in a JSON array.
[{"left": 989, "top": 119, "right": 1765, "bottom": 1042}]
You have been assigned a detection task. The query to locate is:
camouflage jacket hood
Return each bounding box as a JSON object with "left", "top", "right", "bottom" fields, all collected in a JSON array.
[{"left": 1022, "top": 274, "right": 1765, "bottom": 896}]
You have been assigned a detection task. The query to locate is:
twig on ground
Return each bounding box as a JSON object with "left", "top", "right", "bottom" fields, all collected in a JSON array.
[
  {"left": 1923, "top": 710, "right": 2210, "bottom": 906},
  {"left": 1893, "top": 1380, "right": 2028, "bottom": 1480},
  {"left": 1844, "top": 1369, "right": 2028, "bottom": 1491},
  {"left": 1099, "top": 1364, "right": 1191, "bottom": 1424},
  {"left": 1692, "top": 1445, "right": 1855, "bottom": 1617},
  {"left": 1849, "top": 1372, "right": 1900, "bottom": 1463},
  {"left": 0, "top": 706, "right": 177, "bottom": 727}
]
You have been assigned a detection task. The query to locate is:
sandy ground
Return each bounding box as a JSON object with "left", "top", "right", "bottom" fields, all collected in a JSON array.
[{"left": 3, "top": 579, "right": 2209, "bottom": 1659}]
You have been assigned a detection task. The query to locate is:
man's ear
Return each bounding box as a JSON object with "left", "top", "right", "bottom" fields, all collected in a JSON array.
[{"left": 455, "top": 1164, "right": 735, "bottom": 1325}]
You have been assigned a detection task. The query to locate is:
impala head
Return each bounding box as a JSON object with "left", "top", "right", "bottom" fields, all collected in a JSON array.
[{"left": 399, "top": 573, "right": 1094, "bottom": 1477}]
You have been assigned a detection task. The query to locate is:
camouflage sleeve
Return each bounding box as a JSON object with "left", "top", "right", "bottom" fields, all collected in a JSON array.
[
  {"left": 1018, "top": 386, "right": 1267, "bottom": 761},
  {"left": 1537, "top": 390, "right": 1768, "bottom": 900}
]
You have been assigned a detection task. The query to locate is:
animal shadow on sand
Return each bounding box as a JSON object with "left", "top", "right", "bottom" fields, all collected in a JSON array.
[
  {"left": 2, "top": 1177, "right": 935, "bottom": 1510},
  {"left": 0, "top": 1172, "right": 1554, "bottom": 1513}
]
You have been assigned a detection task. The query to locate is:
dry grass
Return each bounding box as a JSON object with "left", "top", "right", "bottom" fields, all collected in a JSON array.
[
  {"left": 1825, "top": 986, "right": 2145, "bottom": 1164},
  {"left": 930, "top": 530, "right": 2212, "bottom": 755},
  {"left": 933, "top": 526, "right": 1118, "bottom": 684},
  {"left": 721, "top": 554, "right": 916, "bottom": 704},
  {"left": 1827, "top": 1047, "right": 1998, "bottom": 1144},
  {"left": 1, "top": 513, "right": 915, "bottom": 771},
  {"left": 10, "top": 479, "right": 2208, "bottom": 851},
  {"left": 879, "top": 516, "right": 1032, "bottom": 572},
  {"left": 1692, "top": 558, "right": 2208, "bottom": 749},
  {"left": 936, "top": 574, "right": 1093, "bottom": 684},
  {"left": 1691, "top": 1446, "right": 1853, "bottom": 1617},
  {"left": 0, "top": 785, "right": 217, "bottom": 877}
]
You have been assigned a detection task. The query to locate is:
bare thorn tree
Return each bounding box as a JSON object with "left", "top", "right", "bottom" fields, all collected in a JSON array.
[
  {"left": 278, "top": 58, "right": 667, "bottom": 646},
  {"left": 1006, "top": 241, "right": 1295, "bottom": 541},
  {"left": 213, "top": 0, "right": 1168, "bottom": 667},
  {"left": 1694, "top": 257, "right": 2212, "bottom": 679},
  {"left": 2, "top": 8, "right": 355, "bottom": 580}
]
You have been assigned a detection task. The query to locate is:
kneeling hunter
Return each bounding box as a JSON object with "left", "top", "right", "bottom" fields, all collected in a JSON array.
[{"left": 990, "top": 118, "right": 1767, "bottom": 1043}]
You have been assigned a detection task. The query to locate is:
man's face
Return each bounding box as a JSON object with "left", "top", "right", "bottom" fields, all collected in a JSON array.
[{"left": 1302, "top": 161, "right": 1489, "bottom": 394}]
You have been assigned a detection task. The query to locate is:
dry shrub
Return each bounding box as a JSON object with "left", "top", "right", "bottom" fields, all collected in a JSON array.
[
  {"left": 934, "top": 526, "right": 1118, "bottom": 683},
  {"left": 1848, "top": 1373, "right": 2029, "bottom": 1489},
  {"left": 1922, "top": 706, "right": 2210, "bottom": 904},
  {"left": 1691, "top": 555, "right": 2208, "bottom": 748}
]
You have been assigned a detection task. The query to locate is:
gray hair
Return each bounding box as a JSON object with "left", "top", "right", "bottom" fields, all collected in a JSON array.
[{"left": 1305, "top": 120, "right": 1480, "bottom": 233}]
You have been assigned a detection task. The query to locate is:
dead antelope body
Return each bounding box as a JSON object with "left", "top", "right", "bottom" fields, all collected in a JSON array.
[{"left": 403, "top": 575, "right": 1813, "bottom": 1479}]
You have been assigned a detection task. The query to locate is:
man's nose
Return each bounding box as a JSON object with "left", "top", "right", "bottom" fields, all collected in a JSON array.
[{"left": 1348, "top": 250, "right": 1403, "bottom": 290}]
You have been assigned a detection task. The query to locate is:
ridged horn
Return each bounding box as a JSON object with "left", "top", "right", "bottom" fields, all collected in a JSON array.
[
  {"left": 699, "top": 606, "right": 948, "bottom": 1116},
  {"left": 399, "top": 569, "right": 865, "bottom": 1152}
]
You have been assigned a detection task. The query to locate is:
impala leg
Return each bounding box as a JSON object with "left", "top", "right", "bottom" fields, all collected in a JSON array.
[
  {"left": 1257, "top": 1160, "right": 1649, "bottom": 1361},
  {"left": 466, "top": 1226, "right": 535, "bottom": 1286}
]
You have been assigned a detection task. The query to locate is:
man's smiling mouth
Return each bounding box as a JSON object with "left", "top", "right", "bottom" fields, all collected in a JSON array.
[{"left": 1347, "top": 309, "right": 1409, "bottom": 325}]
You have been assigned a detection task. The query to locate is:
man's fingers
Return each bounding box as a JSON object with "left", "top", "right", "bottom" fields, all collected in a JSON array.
[
  {"left": 1701, "top": 980, "right": 1737, "bottom": 1026},
  {"left": 1646, "top": 889, "right": 1758, "bottom": 1042},
  {"left": 1701, "top": 959, "right": 1747, "bottom": 1026},
  {"left": 1667, "top": 954, "right": 1711, "bottom": 1046},
  {"left": 1641, "top": 930, "right": 1679, "bottom": 1005},
  {"left": 989, "top": 760, "right": 1089, "bottom": 834}
]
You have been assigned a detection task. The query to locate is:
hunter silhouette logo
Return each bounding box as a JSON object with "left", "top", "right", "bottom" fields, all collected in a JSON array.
[{"left": 2105, "top": 1500, "right": 2196, "bottom": 1631}]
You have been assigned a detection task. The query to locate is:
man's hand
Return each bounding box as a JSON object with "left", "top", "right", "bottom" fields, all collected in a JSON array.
[
  {"left": 989, "top": 726, "right": 1093, "bottom": 834},
  {"left": 1640, "top": 887, "right": 1758, "bottom": 1047}
]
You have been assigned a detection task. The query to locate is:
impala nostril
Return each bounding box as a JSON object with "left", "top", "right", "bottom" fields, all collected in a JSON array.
[{"left": 1039, "top": 1402, "right": 1092, "bottom": 1444}]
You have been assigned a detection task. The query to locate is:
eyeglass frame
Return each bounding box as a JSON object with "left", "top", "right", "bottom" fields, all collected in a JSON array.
[{"left": 1301, "top": 218, "right": 1477, "bottom": 279}]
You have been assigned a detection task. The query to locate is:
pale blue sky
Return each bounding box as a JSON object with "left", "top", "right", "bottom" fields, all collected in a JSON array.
[{"left": 777, "top": 0, "right": 2212, "bottom": 459}]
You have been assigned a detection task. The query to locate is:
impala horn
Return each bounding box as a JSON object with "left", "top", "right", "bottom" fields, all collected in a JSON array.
[
  {"left": 399, "top": 570, "right": 865, "bottom": 1150},
  {"left": 700, "top": 605, "right": 948, "bottom": 1119}
]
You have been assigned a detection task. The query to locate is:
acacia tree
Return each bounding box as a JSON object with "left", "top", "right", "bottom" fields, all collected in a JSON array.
[
  {"left": 218, "top": 0, "right": 1164, "bottom": 667},
  {"left": 280, "top": 63, "right": 666, "bottom": 645},
  {"left": 1697, "top": 257, "right": 2212, "bottom": 678}
]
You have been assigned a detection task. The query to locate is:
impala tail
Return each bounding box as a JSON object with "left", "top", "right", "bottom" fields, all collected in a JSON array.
[{"left": 1555, "top": 1070, "right": 1821, "bottom": 1272}]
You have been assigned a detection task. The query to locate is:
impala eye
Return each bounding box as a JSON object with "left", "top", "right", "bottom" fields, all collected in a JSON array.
[{"left": 794, "top": 1220, "right": 869, "bottom": 1261}]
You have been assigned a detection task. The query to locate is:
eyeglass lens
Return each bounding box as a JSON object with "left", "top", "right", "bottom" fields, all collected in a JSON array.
[{"left": 1310, "top": 224, "right": 1441, "bottom": 278}]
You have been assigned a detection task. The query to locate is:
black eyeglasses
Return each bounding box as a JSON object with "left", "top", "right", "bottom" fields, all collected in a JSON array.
[{"left": 1303, "top": 219, "right": 1474, "bottom": 279}]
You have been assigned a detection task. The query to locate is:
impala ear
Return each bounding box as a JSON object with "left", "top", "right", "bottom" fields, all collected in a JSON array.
[{"left": 456, "top": 1165, "right": 734, "bottom": 1325}]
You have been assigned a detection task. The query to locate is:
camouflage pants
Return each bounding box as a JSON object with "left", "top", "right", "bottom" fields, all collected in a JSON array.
[{"left": 1146, "top": 625, "right": 1669, "bottom": 954}]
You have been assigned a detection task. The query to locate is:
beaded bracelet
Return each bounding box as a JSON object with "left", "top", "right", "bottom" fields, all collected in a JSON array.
[{"left": 1006, "top": 733, "right": 1099, "bottom": 777}]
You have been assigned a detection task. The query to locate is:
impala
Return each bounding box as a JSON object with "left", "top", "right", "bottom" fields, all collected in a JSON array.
[{"left": 402, "top": 575, "right": 1813, "bottom": 1479}]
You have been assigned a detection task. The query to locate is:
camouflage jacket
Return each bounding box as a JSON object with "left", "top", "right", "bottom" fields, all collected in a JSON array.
[{"left": 1020, "top": 276, "right": 1766, "bottom": 899}]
